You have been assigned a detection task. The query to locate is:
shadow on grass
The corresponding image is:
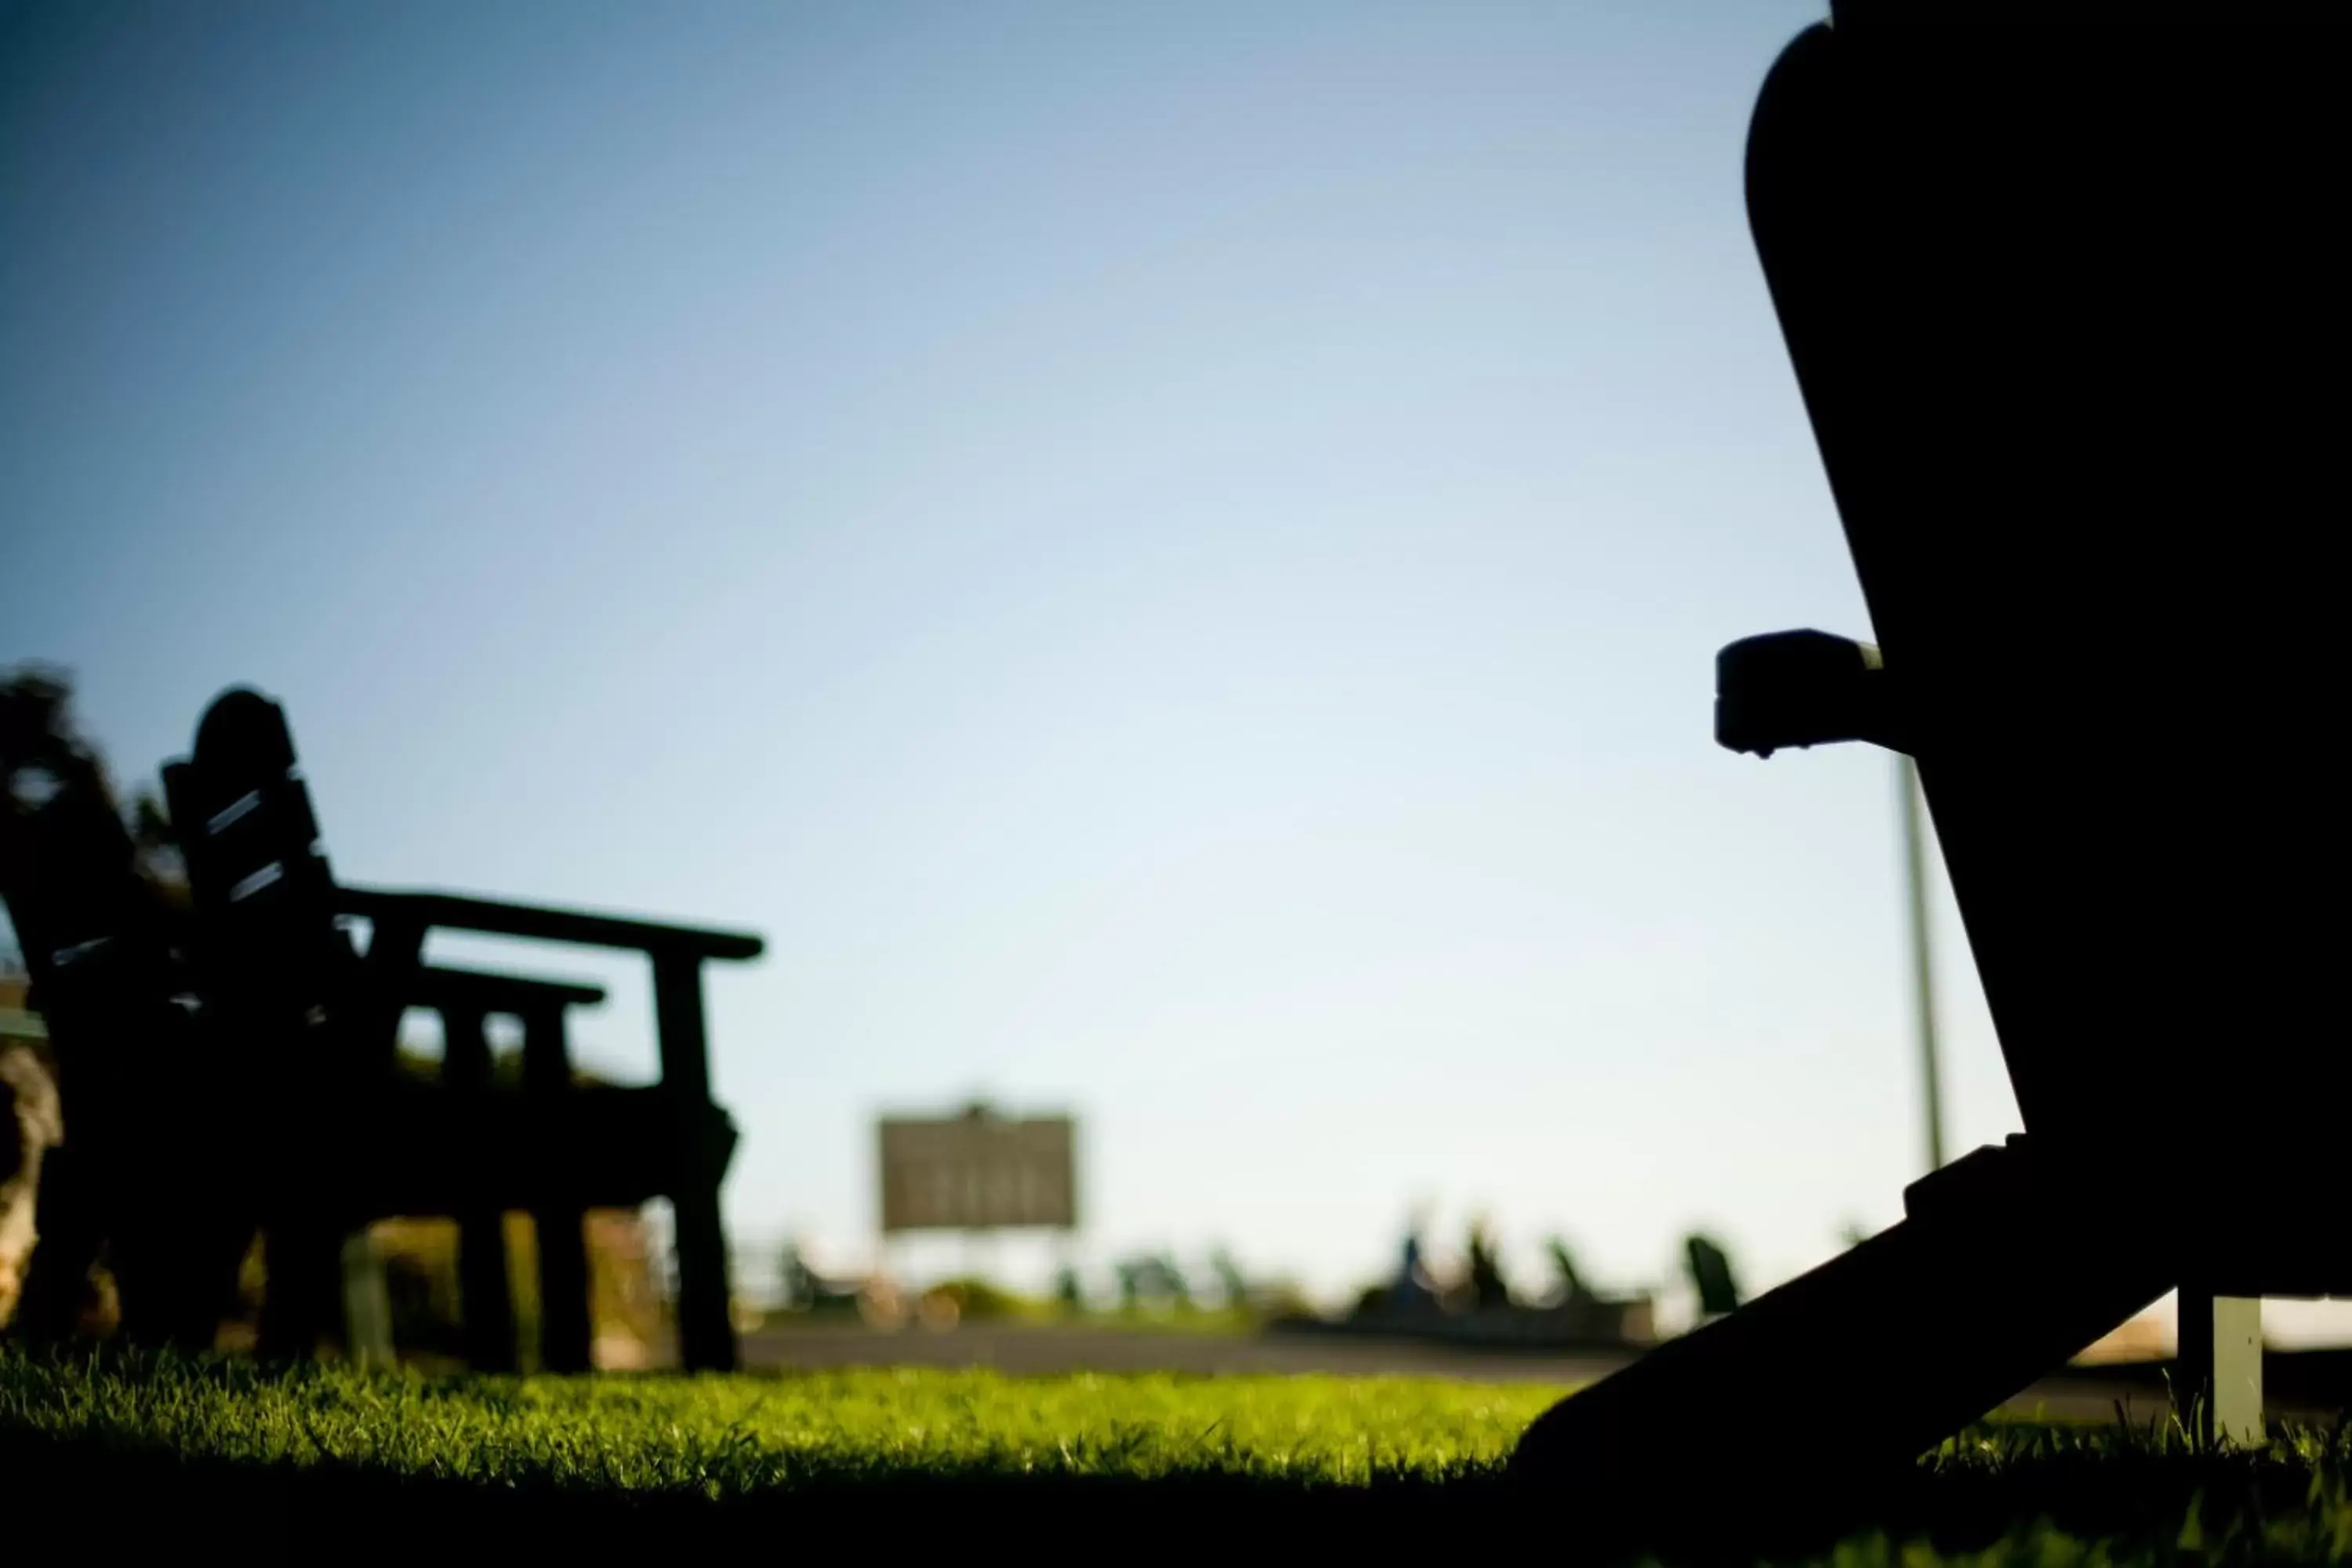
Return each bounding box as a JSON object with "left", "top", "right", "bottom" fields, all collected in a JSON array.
[
  {"left": 6, "top": 1345, "right": 2348, "bottom": 1559},
  {"left": 11, "top": 1421, "right": 2352, "bottom": 1562},
  {"left": 1, "top": 1428, "right": 1508, "bottom": 1549}
]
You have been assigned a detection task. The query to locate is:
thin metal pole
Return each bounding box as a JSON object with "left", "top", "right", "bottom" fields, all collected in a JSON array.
[{"left": 1899, "top": 753, "right": 1947, "bottom": 1173}]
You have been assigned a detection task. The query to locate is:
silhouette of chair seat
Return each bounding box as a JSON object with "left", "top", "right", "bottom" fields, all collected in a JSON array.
[{"left": 291, "top": 1074, "right": 731, "bottom": 1216}]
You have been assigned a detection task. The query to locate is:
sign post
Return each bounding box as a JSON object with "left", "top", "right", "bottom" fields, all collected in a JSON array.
[{"left": 1897, "top": 755, "right": 1946, "bottom": 1174}]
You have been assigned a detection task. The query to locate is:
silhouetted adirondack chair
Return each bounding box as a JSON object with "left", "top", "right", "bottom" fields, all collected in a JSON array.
[
  {"left": 159, "top": 687, "right": 762, "bottom": 1372},
  {"left": 1515, "top": 4, "right": 2352, "bottom": 1548},
  {"left": 0, "top": 678, "right": 240, "bottom": 1346}
]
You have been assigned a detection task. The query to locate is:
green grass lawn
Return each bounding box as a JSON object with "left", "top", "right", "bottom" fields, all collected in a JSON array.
[
  {"left": 5, "top": 1345, "right": 2350, "bottom": 1560},
  {"left": 1, "top": 1345, "right": 1545, "bottom": 1489}
]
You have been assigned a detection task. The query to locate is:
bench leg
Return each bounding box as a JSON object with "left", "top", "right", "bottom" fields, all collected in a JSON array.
[{"left": 535, "top": 1207, "right": 593, "bottom": 1374}]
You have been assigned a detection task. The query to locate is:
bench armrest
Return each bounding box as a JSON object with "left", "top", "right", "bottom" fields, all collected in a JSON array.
[{"left": 336, "top": 885, "right": 764, "bottom": 963}]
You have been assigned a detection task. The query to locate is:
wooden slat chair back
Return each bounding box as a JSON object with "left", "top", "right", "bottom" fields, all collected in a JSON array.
[
  {"left": 164, "top": 689, "right": 402, "bottom": 1076},
  {"left": 161, "top": 690, "right": 407, "bottom": 1356},
  {"left": 2, "top": 721, "right": 185, "bottom": 1084}
]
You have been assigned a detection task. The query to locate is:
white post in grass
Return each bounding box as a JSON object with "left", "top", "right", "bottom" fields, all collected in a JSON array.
[
  {"left": 341, "top": 1227, "right": 395, "bottom": 1370},
  {"left": 2178, "top": 1284, "right": 2264, "bottom": 1446},
  {"left": 1898, "top": 754, "right": 1947, "bottom": 1174}
]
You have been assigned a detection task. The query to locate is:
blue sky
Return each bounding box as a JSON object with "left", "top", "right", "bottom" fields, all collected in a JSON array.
[{"left": 5, "top": 0, "right": 2049, "bottom": 1317}]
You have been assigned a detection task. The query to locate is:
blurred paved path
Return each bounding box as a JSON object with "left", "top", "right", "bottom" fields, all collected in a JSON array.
[
  {"left": 739, "top": 1323, "right": 1631, "bottom": 1384},
  {"left": 734, "top": 1323, "right": 2289, "bottom": 1425}
]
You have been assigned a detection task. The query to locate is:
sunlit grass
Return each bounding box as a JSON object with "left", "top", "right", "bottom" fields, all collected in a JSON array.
[
  {"left": 5, "top": 1345, "right": 2350, "bottom": 1561},
  {"left": 0, "top": 1346, "right": 1546, "bottom": 1491}
]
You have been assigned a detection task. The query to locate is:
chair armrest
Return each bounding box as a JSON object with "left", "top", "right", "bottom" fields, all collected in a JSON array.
[
  {"left": 336, "top": 885, "right": 764, "bottom": 963},
  {"left": 1715, "top": 629, "right": 1909, "bottom": 758},
  {"left": 336, "top": 886, "right": 755, "bottom": 1115}
]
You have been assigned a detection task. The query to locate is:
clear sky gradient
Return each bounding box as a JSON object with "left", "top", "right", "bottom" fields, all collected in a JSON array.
[{"left": 7, "top": 0, "right": 2190, "bottom": 1323}]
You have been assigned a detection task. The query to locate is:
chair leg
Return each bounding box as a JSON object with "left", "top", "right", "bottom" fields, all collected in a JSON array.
[
  {"left": 517, "top": 1002, "right": 592, "bottom": 1374},
  {"left": 257, "top": 1225, "right": 344, "bottom": 1363},
  {"left": 1512, "top": 1142, "right": 2171, "bottom": 1555},
  {"left": 111, "top": 1211, "right": 250, "bottom": 1352},
  {"left": 535, "top": 1206, "right": 593, "bottom": 1374},
  {"left": 457, "top": 1208, "right": 517, "bottom": 1374},
  {"left": 672, "top": 1182, "right": 735, "bottom": 1373},
  {"left": 441, "top": 1003, "right": 516, "bottom": 1372},
  {"left": 13, "top": 1144, "right": 108, "bottom": 1339},
  {"left": 649, "top": 959, "right": 736, "bottom": 1373}
]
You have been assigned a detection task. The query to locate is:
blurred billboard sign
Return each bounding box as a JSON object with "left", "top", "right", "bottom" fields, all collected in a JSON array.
[{"left": 878, "top": 1105, "right": 1077, "bottom": 1233}]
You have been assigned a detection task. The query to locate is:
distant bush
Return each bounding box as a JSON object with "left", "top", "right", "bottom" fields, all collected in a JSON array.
[{"left": 919, "top": 1276, "right": 1040, "bottom": 1327}]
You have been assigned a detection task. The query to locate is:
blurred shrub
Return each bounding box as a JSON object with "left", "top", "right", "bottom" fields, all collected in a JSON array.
[{"left": 918, "top": 1276, "right": 1036, "bottom": 1327}]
